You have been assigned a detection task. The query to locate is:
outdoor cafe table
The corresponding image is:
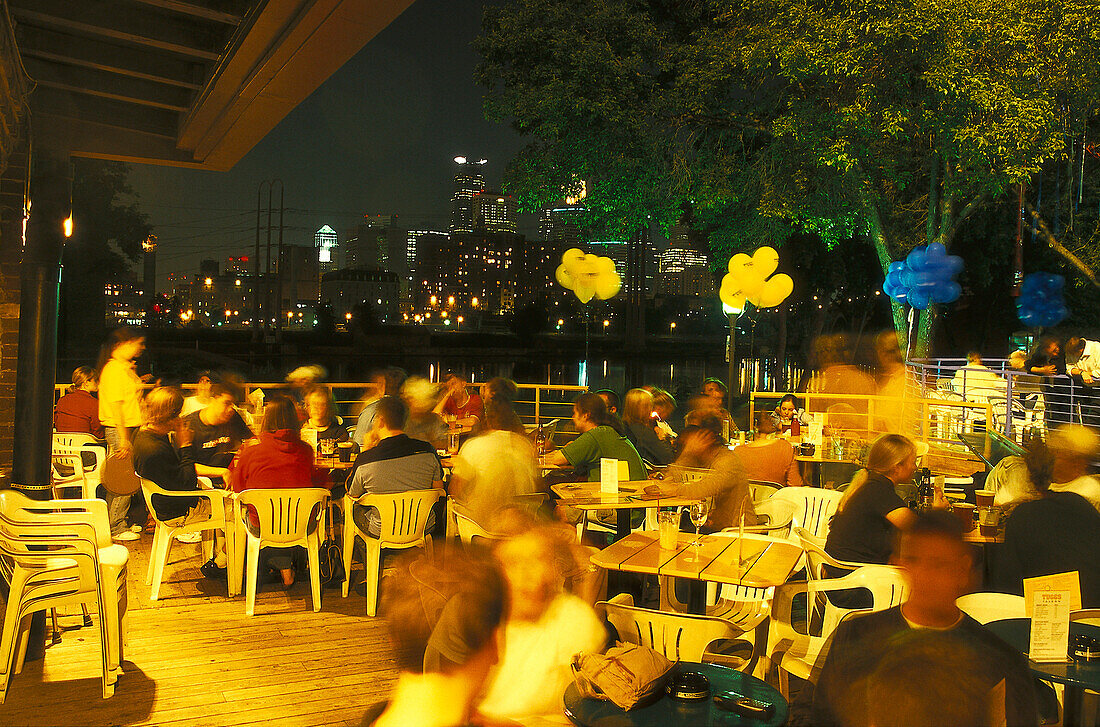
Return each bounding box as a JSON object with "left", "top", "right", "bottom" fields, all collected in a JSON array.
[
  {"left": 985, "top": 618, "right": 1100, "bottom": 727},
  {"left": 551, "top": 481, "right": 699, "bottom": 540},
  {"left": 563, "top": 661, "right": 787, "bottom": 727},
  {"left": 591, "top": 531, "right": 803, "bottom": 614}
]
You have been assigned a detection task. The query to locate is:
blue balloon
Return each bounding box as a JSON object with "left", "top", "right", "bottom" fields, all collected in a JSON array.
[
  {"left": 907, "top": 248, "right": 927, "bottom": 270},
  {"left": 945, "top": 256, "right": 964, "bottom": 276},
  {"left": 908, "top": 289, "right": 931, "bottom": 310},
  {"left": 937, "top": 281, "right": 961, "bottom": 303},
  {"left": 926, "top": 242, "right": 947, "bottom": 258},
  {"left": 1017, "top": 272, "right": 1070, "bottom": 327},
  {"left": 888, "top": 261, "right": 905, "bottom": 274}
]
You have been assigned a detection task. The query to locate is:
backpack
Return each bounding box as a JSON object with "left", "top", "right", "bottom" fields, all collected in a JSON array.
[{"left": 318, "top": 506, "right": 345, "bottom": 588}]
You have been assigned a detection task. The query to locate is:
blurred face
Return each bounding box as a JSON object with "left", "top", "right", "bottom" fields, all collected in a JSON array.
[
  {"left": 206, "top": 394, "right": 236, "bottom": 425},
  {"left": 597, "top": 392, "right": 615, "bottom": 413},
  {"left": 196, "top": 376, "right": 212, "bottom": 398},
  {"left": 572, "top": 405, "right": 591, "bottom": 432},
  {"left": 703, "top": 382, "right": 724, "bottom": 402},
  {"left": 497, "top": 537, "right": 560, "bottom": 622},
  {"left": 1047, "top": 341, "right": 1061, "bottom": 356},
  {"left": 779, "top": 400, "right": 796, "bottom": 421},
  {"left": 654, "top": 401, "right": 674, "bottom": 420},
  {"left": 306, "top": 393, "right": 329, "bottom": 423},
  {"left": 116, "top": 337, "right": 145, "bottom": 360},
  {"left": 897, "top": 532, "right": 972, "bottom": 612}
]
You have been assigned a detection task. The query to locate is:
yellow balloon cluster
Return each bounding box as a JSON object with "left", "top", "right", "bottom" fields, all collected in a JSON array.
[
  {"left": 555, "top": 248, "right": 622, "bottom": 303},
  {"left": 719, "top": 246, "right": 794, "bottom": 310}
]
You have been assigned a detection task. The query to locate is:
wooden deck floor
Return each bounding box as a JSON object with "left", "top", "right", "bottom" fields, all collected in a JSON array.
[{"left": 0, "top": 535, "right": 400, "bottom": 727}]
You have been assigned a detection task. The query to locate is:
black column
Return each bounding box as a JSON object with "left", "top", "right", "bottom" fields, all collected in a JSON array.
[{"left": 13, "top": 147, "right": 69, "bottom": 491}]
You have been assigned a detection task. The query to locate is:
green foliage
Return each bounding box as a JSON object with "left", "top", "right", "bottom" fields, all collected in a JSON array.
[{"left": 477, "top": 0, "right": 1100, "bottom": 261}]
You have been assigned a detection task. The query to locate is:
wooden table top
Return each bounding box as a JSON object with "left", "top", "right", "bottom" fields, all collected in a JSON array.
[
  {"left": 591, "top": 531, "right": 803, "bottom": 588},
  {"left": 962, "top": 528, "right": 1005, "bottom": 544},
  {"left": 314, "top": 456, "right": 354, "bottom": 470},
  {"left": 551, "top": 481, "right": 699, "bottom": 509}
]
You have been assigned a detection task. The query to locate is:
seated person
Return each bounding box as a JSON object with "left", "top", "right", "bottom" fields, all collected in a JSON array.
[
  {"left": 347, "top": 396, "right": 444, "bottom": 538},
  {"left": 54, "top": 365, "right": 105, "bottom": 439},
  {"left": 473, "top": 377, "right": 526, "bottom": 436},
  {"left": 433, "top": 371, "right": 483, "bottom": 426},
  {"left": 997, "top": 438, "right": 1100, "bottom": 607},
  {"left": 229, "top": 394, "right": 327, "bottom": 587},
  {"left": 184, "top": 382, "right": 255, "bottom": 481},
  {"left": 368, "top": 550, "right": 507, "bottom": 727},
  {"left": 825, "top": 434, "right": 941, "bottom": 570},
  {"left": 811, "top": 510, "right": 1041, "bottom": 727},
  {"left": 181, "top": 370, "right": 216, "bottom": 416},
  {"left": 594, "top": 389, "right": 630, "bottom": 439},
  {"left": 302, "top": 385, "right": 351, "bottom": 448},
  {"left": 951, "top": 351, "right": 1006, "bottom": 404},
  {"left": 736, "top": 412, "right": 802, "bottom": 486},
  {"left": 650, "top": 387, "right": 679, "bottom": 434},
  {"left": 402, "top": 377, "right": 448, "bottom": 450},
  {"left": 477, "top": 529, "right": 607, "bottom": 722},
  {"left": 620, "top": 388, "right": 675, "bottom": 466},
  {"left": 352, "top": 367, "right": 406, "bottom": 448},
  {"left": 770, "top": 393, "right": 810, "bottom": 434},
  {"left": 539, "top": 393, "right": 646, "bottom": 481},
  {"left": 449, "top": 406, "right": 540, "bottom": 526},
  {"left": 133, "top": 386, "right": 209, "bottom": 528},
  {"left": 1045, "top": 424, "right": 1100, "bottom": 511},
  {"left": 658, "top": 415, "right": 758, "bottom": 530}
]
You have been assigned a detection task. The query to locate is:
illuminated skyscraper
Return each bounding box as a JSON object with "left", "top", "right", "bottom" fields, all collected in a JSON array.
[
  {"left": 658, "top": 225, "right": 713, "bottom": 296},
  {"left": 472, "top": 192, "right": 517, "bottom": 233},
  {"left": 449, "top": 157, "right": 487, "bottom": 233},
  {"left": 314, "top": 225, "right": 338, "bottom": 273}
]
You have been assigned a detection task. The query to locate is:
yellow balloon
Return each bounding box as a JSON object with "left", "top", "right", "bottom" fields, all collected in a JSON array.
[
  {"left": 720, "top": 246, "right": 794, "bottom": 310},
  {"left": 752, "top": 274, "right": 794, "bottom": 308}
]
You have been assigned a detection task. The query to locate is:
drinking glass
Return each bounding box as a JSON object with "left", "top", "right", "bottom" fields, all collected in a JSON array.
[{"left": 689, "top": 499, "right": 709, "bottom": 554}]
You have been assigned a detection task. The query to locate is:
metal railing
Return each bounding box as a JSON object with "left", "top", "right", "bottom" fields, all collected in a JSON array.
[
  {"left": 748, "top": 390, "right": 994, "bottom": 462},
  {"left": 905, "top": 359, "right": 1098, "bottom": 442}
]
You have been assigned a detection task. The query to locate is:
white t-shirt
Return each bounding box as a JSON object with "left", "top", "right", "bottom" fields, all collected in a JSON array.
[
  {"left": 1050, "top": 475, "right": 1100, "bottom": 512},
  {"left": 98, "top": 358, "right": 143, "bottom": 428},
  {"left": 451, "top": 430, "right": 539, "bottom": 525},
  {"left": 951, "top": 365, "right": 1005, "bottom": 404},
  {"left": 478, "top": 594, "right": 606, "bottom": 719}
]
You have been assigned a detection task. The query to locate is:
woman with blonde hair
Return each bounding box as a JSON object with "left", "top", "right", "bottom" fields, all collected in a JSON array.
[
  {"left": 824, "top": 434, "right": 942, "bottom": 569},
  {"left": 621, "top": 388, "right": 675, "bottom": 465}
]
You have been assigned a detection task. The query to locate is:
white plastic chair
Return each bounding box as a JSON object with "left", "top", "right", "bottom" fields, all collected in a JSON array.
[
  {"left": 453, "top": 510, "right": 503, "bottom": 546},
  {"left": 599, "top": 593, "right": 753, "bottom": 664},
  {"left": 139, "top": 478, "right": 236, "bottom": 601},
  {"left": 0, "top": 492, "right": 128, "bottom": 701},
  {"left": 342, "top": 489, "right": 443, "bottom": 616},
  {"left": 795, "top": 527, "right": 864, "bottom": 580},
  {"left": 765, "top": 565, "right": 909, "bottom": 698},
  {"left": 770, "top": 488, "right": 842, "bottom": 540},
  {"left": 748, "top": 480, "right": 783, "bottom": 500},
  {"left": 236, "top": 488, "right": 327, "bottom": 616},
  {"left": 955, "top": 592, "right": 1026, "bottom": 624},
  {"left": 51, "top": 433, "right": 106, "bottom": 500}
]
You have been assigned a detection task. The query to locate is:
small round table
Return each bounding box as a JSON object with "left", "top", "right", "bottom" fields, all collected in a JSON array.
[
  {"left": 563, "top": 662, "right": 787, "bottom": 727},
  {"left": 985, "top": 618, "right": 1100, "bottom": 727}
]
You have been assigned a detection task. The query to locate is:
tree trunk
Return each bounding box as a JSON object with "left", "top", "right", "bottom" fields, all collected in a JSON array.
[
  {"left": 775, "top": 304, "right": 788, "bottom": 390},
  {"left": 863, "top": 202, "right": 907, "bottom": 349}
]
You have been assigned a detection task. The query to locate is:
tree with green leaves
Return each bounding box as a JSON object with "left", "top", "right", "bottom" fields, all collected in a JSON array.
[{"left": 477, "top": 0, "right": 1100, "bottom": 355}]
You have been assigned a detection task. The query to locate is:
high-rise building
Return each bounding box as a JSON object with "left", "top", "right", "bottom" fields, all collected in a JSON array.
[
  {"left": 418, "top": 231, "right": 523, "bottom": 315},
  {"left": 314, "top": 225, "right": 338, "bottom": 273},
  {"left": 225, "top": 256, "right": 250, "bottom": 276},
  {"left": 345, "top": 219, "right": 408, "bottom": 275},
  {"left": 539, "top": 205, "right": 585, "bottom": 246},
  {"left": 659, "top": 226, "right": 713, "bottom": 296},
  {"left": 320, "top": 268, "right": 400, "bottom": 324},
  {"left": 472, "top": 192, "right": 517, "bottom": 233},
  {"left": 449, "top": 157, "right": 487, "bottom": 233}
]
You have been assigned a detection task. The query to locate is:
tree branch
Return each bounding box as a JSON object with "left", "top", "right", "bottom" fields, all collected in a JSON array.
[
  {"left": 1026, "top": 204, "right": 1100, "bottom": 290},
  {"left": 943, "top": 193, "right": 989, "bottom": 248}
]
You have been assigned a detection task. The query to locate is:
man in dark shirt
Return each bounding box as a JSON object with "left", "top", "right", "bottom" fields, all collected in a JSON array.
[
  {"left": 183, "top": 383, "right": 254, "bottom": 479},
  {"left": 811, "top": 510, "right": 1040, "bottom": 727}
]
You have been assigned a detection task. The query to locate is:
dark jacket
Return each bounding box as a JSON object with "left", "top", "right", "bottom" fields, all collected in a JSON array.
[{"left": 132, "top": 428, "right": 200, "bottom": 521}]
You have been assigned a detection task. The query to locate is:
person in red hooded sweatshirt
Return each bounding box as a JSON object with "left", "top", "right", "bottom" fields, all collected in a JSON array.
[{"left": 230, "top": 393, "right": 328, "bottom": 588}]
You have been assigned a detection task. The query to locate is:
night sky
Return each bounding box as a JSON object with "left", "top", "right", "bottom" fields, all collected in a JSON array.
[{"left": 127, "top": 0, "right": 530, "bottom": 291}]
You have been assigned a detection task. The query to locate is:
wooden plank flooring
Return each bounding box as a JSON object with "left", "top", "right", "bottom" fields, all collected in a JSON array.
[{"left": 0, "top": 535, "right": 400, "bottom": 726}]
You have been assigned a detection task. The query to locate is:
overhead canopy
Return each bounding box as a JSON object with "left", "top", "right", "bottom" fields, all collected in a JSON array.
[{"left": 10, "top": 0, "right": 414, "bottom": 169}]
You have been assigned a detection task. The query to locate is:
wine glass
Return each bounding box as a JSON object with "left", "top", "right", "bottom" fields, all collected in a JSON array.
[{"left": 688, "top": 499, "right": 709, "bottom": 554}]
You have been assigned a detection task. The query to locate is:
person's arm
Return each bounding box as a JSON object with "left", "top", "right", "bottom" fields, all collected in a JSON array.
[
  {"left": 351, "top": 408, "right": 371, "bottom": 447},
  {"left": 785, "top": 445, "right": 804, "bottom": 486},
  {"left": 885, "top": 506, "right": 917, "bottom": 530}
]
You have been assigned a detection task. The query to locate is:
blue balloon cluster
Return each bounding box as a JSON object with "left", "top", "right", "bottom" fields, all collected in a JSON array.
[
  {"left": 882, "top": 242, "right": 964, "bottom": 310},
  {"left": 1017, "top": 273, "right": 1069, "bottom": 327}
]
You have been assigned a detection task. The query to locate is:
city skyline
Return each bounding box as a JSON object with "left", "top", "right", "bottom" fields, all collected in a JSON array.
[{"left": 125, "top": 0, "right": 533, "bottom": 291}]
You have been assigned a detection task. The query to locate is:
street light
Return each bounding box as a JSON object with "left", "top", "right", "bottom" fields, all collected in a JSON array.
[
  {"left": 471, "top": 297, "right": 479, "bottom": 308},
  {"left": 670, "top": 321, "right": 676, "bottom": 331},
  {"left": 345, "top": 312, "right": 352, "bottom": 321},
  {"left": 603, "top": 319, "right": 609, "bottom": 331},
  {"left": 447, "top": 295, "right": 455, "bottom": 307}
]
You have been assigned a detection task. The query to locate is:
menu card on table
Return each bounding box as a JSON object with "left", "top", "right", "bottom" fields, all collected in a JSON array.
[
  {"left": 1024, "top": 571, "right": 1080, "bottom": 662},
  {"left": 600, "top": 458, "right": 619, "bottom": 494}
]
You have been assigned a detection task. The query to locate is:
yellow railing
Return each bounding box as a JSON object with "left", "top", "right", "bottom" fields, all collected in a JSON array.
[
  {"left": 54, "top": 381, "right": 589, "bottom": 438},
  {"left": 748, "top": 391, "right": 993, "bottom": 461}
]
